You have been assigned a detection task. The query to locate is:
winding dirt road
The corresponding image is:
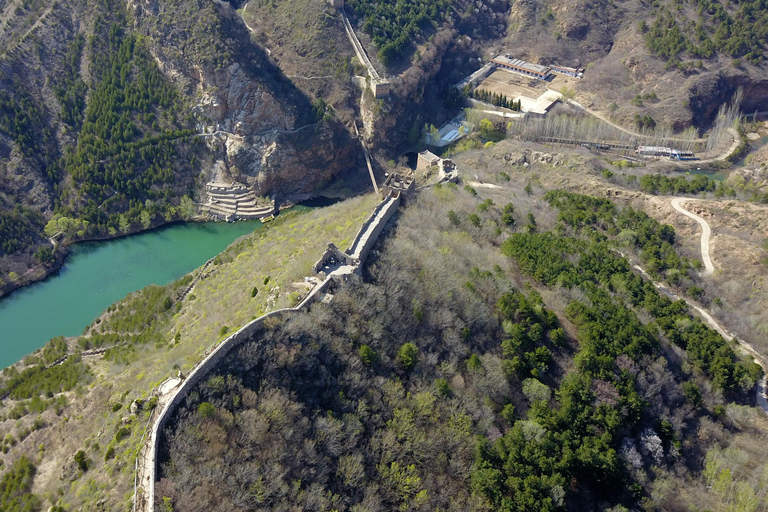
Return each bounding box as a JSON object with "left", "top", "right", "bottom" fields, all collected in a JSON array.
[
  {"left": 668, "top": 197, "right": 768, "bottom": 412},
  {"left": 671, "top": 198, "right": 714, "bottom": 275}
]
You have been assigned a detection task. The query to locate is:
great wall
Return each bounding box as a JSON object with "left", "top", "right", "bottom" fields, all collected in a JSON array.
[{"left": 133, "top": 190, "right": 403, "bottom": 512}]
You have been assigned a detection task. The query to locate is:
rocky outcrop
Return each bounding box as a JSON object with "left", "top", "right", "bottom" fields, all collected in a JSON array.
[
  {"left": 688, "top": 72, "right": 768, "bottom": 128},
  {"left": 501, "top": 148, "right": 567, "bottom": 167},
  {"left": 140, "top": 0, "right": 360, "bottom": 204},
  {"left": 223, "top": 121, "right": 359, "bottom": 202}
]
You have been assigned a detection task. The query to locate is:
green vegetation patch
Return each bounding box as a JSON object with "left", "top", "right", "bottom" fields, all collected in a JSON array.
[
  {"left": 347, "top": 0, "right": 451, "bottom": 65},
  {"left": 642, "top": 1, "right": 766, "bottom": 64},
  {"left": 639, "top": 173, "right": 717, "bottom": 195},
  {"left": 0, "top": 356, "right": 91, "bottom": 400},
  {"left": 57, "top": 18, "right": 196, "bottom": 234},
  {"left": 504, "top": 190, "right": 757, "bottom": 394},
  {"left": 0, "top": 456, "right": 40, "bottom": 512},
  {"left": 0, "top": 206, "right": 45, "bottom": 257}
]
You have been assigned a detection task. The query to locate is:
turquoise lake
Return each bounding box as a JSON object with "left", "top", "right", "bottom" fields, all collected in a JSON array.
[{"left": 0, "top": 220, "right": 263, "bottom": 370}]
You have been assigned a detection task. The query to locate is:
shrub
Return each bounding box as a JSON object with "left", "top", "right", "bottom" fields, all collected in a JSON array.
[
  {"left": 396, "top": 343, "right": 419, "bottom": 371},
  {"left": 502, "top": 203, "right": 515, "bottom": 227},
  {"left": 74, "top": 450, "right": 88, "bottom": 472},
  {"left": 115, "top": 427, "right": 131, "bottom": 442},
  {"left": 501, "top": 403, "right": 516, "bottom": 422},
  {"left": 434, "top": 378, "right": 450, "bottom": 397},
  {"left": 687, "top": 286, "right": 704, "bottom": 300},
  {"left": 467, "top": 354, "right": 483, "bottom": 372},
  {"left": 549, "top": 328, "right": 566, "bottom": 347},
  {"left": 682, "top": 381, "right": 702, "bottom": 407},
  {"left": 358, "top": 345, "right": 376, "bottom": 365},
  {"left": 198, "top": 402, "right": 215, "bottom": 418},
  {"left": 522, "top": 378, "right": 551, "bottom": 403}
]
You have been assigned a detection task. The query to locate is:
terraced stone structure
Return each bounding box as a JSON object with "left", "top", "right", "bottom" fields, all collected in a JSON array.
[{"left": 201, "top": 182, "right": 276, "bottom": 221}]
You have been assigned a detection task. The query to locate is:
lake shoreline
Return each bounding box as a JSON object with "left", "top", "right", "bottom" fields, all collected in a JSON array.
[
  {"left": 0, "top": 217, "right": 275, "bottom": 369},
  {"left": 0, "top": 216, "right": 216, "bottom": 301}
]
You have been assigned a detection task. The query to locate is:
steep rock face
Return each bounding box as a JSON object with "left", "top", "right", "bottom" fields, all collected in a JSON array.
[
  {"left": 138, "top": 0, "right": 358, "bottom": 201},
  {"left": 227, "top": 121, "right": 359, "bottom": 202},
  {"left": 194, "top": 62, "right": 295, "bottom": 134},
  {"left": 688, "top": 73, "right": 768, "bottom": 128},
  {"left": 365, "top": 27, "right": 458, "bottom": 155}
]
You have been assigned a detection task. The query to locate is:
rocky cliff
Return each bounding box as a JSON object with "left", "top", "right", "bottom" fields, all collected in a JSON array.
[{"left": 0, "top": 0, "right": 361, "bottom": 296}]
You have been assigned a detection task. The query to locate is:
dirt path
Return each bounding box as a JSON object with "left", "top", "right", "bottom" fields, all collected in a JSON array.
[
  {"left": 567, "top": 100, "right": 740, "bottom": 162},
  {"left": 671, "top": 198, "right": 714, "bottom": 275},
  {"left": 627, "top": 258, "right": 768, "bottom": 414},
  {"left": 567, "top": 100, "right": 705, "bottom": 143},
  {"left": 467, "top": 180, "right": 503, "bottom": 189}
]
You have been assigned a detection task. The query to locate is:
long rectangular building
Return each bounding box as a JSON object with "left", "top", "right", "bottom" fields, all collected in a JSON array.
[
  {"left": 551, "top": 64, "right": 583, "bottom": 78},
  {"left": 490, "top": 55, "right": 552, "bottom": 80}
]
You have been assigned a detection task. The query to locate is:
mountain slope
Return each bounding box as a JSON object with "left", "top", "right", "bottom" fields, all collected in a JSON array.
[{"left": 0, "top": 0, "right": 360, "bottom": 296}]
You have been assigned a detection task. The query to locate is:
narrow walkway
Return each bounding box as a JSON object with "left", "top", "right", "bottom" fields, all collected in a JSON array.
[
  {"left": 340, "top": 9, "right": 380, "bottom": 82},
  {"left": 671, "top": 198, "right": 714, "bottom": 275},
  {"left": 361, "top": 143, "right": 379, "bottom": 194},
  {"left": 348, "top": 195, "right": 397, "bottom": 260},
  {"left": 352, "top": 121, "right": 379, "bottom": 193}
]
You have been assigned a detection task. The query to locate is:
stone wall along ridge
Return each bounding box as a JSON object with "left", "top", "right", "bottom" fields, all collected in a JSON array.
[{"left": 141, "top": 194, "right": 398, "bottom": 511}]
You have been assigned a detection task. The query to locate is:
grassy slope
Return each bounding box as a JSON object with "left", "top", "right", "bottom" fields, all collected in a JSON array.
[
  {"left": 0, "top": 193, "right": 378, "bottom": 511},
  {"left": 240, "top": 0, "right": 358, "bottom": 123}
]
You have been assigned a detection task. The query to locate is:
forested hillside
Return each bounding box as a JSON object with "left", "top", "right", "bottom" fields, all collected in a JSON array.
[
  {"left": 0, "top": 0, "right": 358, "bottom": 296},
  {"left": 345, "top": 0, "right": 452, "bottom": 66},
  {"left": 641, "top": 0, "right": 767, "bottom": 64},
  {"left": 156, "top": 184, "right": 764, "bottom": 511},
  {"left": 0, "top": 0, "right": 201, "bottom": 256}
]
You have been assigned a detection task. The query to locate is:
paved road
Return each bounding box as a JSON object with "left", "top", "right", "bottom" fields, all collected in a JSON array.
[{"left": 671, "top": 198, "right": 714, "bottom": 275}]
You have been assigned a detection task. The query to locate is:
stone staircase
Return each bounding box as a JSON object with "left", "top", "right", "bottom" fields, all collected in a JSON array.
[{"left": 201, "top": 183, "right": 275, "bottom": 221}]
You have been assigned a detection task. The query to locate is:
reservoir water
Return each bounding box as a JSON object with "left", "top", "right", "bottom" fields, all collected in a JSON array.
[{"left": 0, "top": 220, "right": 262, "bottom": 370}]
